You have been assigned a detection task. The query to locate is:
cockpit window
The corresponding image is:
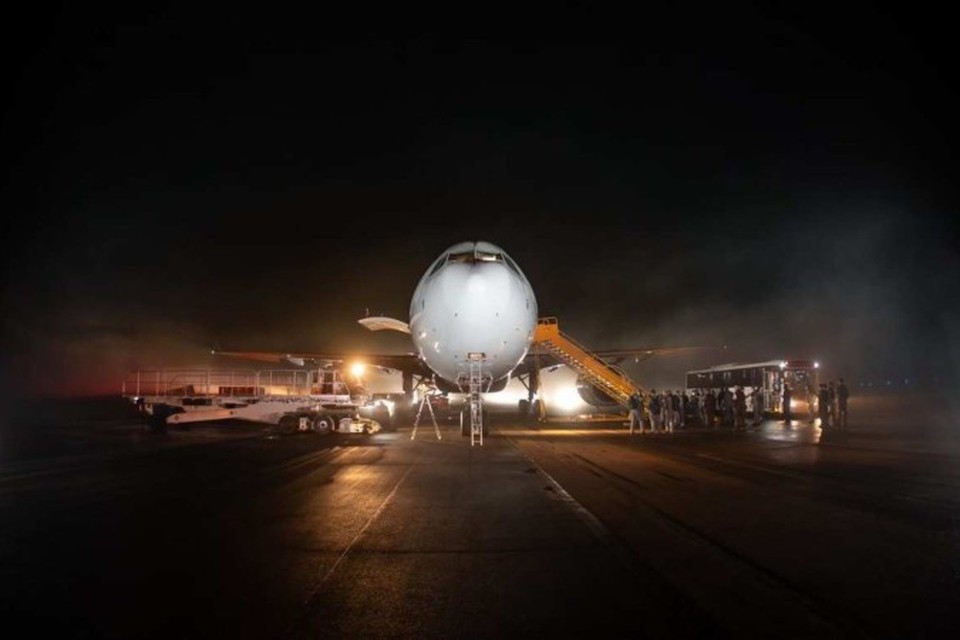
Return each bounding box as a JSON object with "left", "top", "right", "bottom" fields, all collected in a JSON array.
[
  {"left": 429, "top": 246, "right": 521, "bottom": 278},
  {"left": 447, "top": 250, "right": 503, "bottom": 264}
]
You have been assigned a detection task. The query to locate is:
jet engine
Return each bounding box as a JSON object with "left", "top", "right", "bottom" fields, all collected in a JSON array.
[{"left": 575, "top": 363, "right": 631, "bottom": 408}]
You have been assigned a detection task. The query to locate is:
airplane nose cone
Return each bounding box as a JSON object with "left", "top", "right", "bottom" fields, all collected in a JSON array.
[
  {"left": 438, "top": 265, "right": 514, "bottom": 321},
  {"left": 412, "top": 262, "right": 534, "bottom": 382}
]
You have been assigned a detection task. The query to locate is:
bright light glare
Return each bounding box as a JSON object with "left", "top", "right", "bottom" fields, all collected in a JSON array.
[
  {"left": 350, "top": 363, "right": 365, "bottom": 378},
  {"left": 484, "top": 389, "right": 526, "bottom": 407},
  {"left": 553, "top": 386, "right": 585, "bottom": 413},
  {"left": 814, "top": 361, "right": 820, "bottom": 369}
]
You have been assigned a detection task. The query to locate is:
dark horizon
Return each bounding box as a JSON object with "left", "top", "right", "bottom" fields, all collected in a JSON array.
[{"left": 2, "top": 5, "right": 958, "bottom": 400}]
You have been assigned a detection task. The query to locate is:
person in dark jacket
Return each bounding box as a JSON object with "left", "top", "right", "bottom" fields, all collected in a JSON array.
[
  {"left": 782, "top": 384, "right": 792, "bottom": 423},
  {"left": 750, "top": 386, "right": 764, "bottom": 426},
  {"left": 828, "top": 382, "right": 838, "bottom": 427},
  {"left": 837, "top": 378, "right": 850, "bottom": 428},
  {"left": 818, "top": 383, "right": 830, "bottom": 428},
  {"left": 628, "top": 392, "right": 642, "bottom": 434},
  {"left": 650, "top": 390, "right": 661, "bottom": 433},
  {"left": 704, "top": 390, "right": 717, "bottom": 427},
  {"left": 721, "top": 388, "right": 734, "bottom": 427}
]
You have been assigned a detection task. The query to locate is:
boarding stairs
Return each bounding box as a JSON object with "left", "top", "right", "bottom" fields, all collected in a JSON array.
[{"left": 534, "top": 317, "right": 643, "bottom": 408}]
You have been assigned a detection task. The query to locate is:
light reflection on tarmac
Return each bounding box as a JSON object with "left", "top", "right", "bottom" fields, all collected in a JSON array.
[
  {"left": 512, "top": 391, "right": 960, "bottom": 453},
  {"left": 0, "top": 391, "right": 958, "bottom": 638}
]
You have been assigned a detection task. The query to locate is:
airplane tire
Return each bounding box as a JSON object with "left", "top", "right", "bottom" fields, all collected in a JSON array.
[
  {"left": 518, "top": 399, "right": 530, "bottom": 418},
  {"left": 373, "top": 406, "right": 392, "bottom": 431},
  {"left": 531, "top": 400, "right": 543, "bottom": 420},
  {"left": 460, "top": 408, "right": 489, "bottom": 437}
]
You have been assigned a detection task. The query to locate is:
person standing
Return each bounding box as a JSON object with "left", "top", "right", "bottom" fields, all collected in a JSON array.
[
  {"left": 818, "top": 383, "right": 830, "bottom": 428},
  {"left": 688, "top": 391, "right": 699, "bottom": 427},
  {"left": 628, "top": 391, "right": 642, "bottom": 434},
  {"left": 641, "top": 391, "right": 651, "bottom": 433},
  {"left": 782, "top": 383, "right": 792, "bottom": 423},
  {"left": 704, "top": 389, "right": 717, "bottom": 427},
  {"left": 670, "top": 390, "right": 681, "bottom": 432},
  {"left": 837, "top": 378, "right": 849, "bottom": 428},
  {"left": 829, "top": 381, "right": 839, "bottom": 428},
  {"left": 751, "top": 386, "right": 764, "bottom": 426},
  {"left": 659, "top": 390, "right": 669, "bottom": 432},
  {"left": 806, "top": 379, "right": 818, "bottom": 423},
  {"left": 650, "top": 390, "right": 661, "bottom": 433},
  {"left": 678, "top": 390, "right": 688, "bottom": 429},
  {"left": 722, "top": 388, "right": 735, "bottom": 428},
  {"left": 734, "top": 386, "right": 747, "bottom": 430},
  {"left": 664, "top": 390, "right": 675, "bottom": 432}
]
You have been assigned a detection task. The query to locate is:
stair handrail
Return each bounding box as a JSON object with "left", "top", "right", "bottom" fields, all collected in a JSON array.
[{"left": 534, "top": 317, "right": 640, "bottom": 401}]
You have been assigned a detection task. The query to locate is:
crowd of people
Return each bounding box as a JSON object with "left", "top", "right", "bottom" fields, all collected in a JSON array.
[
  {"left": 627, "top": 378, "right": 850, "bottom": 434},
  {"left": 814, "top": 378, "right": 849, "bottom": 429}
]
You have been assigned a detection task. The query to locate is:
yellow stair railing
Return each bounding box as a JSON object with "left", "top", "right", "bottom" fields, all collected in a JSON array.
[{"left": 534, "top": 317, "right": 642, "bottom": 407}]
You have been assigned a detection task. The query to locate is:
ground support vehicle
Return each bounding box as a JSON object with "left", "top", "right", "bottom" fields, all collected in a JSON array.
[
  {"left": 122, "top": 368, "right": 386, "bottom": 434},
  {"left": 333, "top": 416, "right": 382, "bottom": 434},
  {"left": 685, "top": 359, "right": 819, "bottom": 417}
]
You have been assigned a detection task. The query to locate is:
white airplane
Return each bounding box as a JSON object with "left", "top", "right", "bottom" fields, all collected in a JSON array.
[
  {"left": 358, "top": 240, "right": 538, "bottom": 437},
  {"left": 218, "top": 240, "right": 704, "bottom": 438}
]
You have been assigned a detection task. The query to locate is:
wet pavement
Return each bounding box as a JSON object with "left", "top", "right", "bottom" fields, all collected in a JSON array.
[{"left": 1, "top": 392, "right": 958, "bottom": 638}]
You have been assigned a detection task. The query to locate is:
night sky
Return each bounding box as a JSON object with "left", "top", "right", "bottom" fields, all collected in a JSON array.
[{"left": 2, "top": 3, "right": 958, "bottom": 400}]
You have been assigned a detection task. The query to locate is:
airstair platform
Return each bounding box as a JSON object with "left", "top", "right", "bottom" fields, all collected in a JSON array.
[{"left": 533, "top": 317, "right": 643, "bottom": 408}]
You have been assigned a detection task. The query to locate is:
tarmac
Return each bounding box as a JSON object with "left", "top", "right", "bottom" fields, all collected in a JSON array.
[{"left": 0, "top": 391, "right": 958, "bottom": 639}]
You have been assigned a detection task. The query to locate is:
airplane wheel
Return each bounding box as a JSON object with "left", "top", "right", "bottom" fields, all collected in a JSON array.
[
  {"left": 459, "top": 408, "right": 488, "bottom": 436},
  {"left": 531, "top": 400, "right": 543, "bottom": 420},
  {"left": 373, "top": 406, "right": 392, "bottom": 431},
  {"left": 518, "top": 399, "right": 530, "bottom": 418}
]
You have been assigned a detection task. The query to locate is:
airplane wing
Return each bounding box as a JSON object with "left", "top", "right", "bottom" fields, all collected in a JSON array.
[
  {"left": 212, "top": 350, "right": 432, "bottom": 377},
  {"left": 589, "top": 345, "right": 716, "bottom": 364},
  {"left": 212, "top": 317, "right": 427, "bottom": 380},
  {"left": 514, "top": 345, "right": 720, "bottom": 377}
]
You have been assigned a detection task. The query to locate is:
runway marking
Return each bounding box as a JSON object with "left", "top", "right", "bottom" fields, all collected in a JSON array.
[
  {"left": 286, "top": 461, "right": 416, "bottom": 636},
  {"left": 315, "top": 463, "right": 415, "bottom": 589},
  {"left": 506, "top": 438, "right": 624, "bottom": 555}
]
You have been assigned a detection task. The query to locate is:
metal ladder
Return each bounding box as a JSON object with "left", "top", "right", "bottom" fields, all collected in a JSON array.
[
  {"left": 467, "top": 353, "right": 485, "bottom": 446},
  {"left": 411, "top": 390, "right": 442, "bottom": 441}
]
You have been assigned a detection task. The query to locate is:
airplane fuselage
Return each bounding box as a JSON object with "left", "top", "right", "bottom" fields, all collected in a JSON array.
[{"left": 409, "top": 241, "right": 538, "bottom": 389}]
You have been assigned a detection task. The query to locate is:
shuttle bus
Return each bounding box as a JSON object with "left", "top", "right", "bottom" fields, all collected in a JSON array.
[{"left": 685, "top": 360, "right": 820, "bottom": 417}]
